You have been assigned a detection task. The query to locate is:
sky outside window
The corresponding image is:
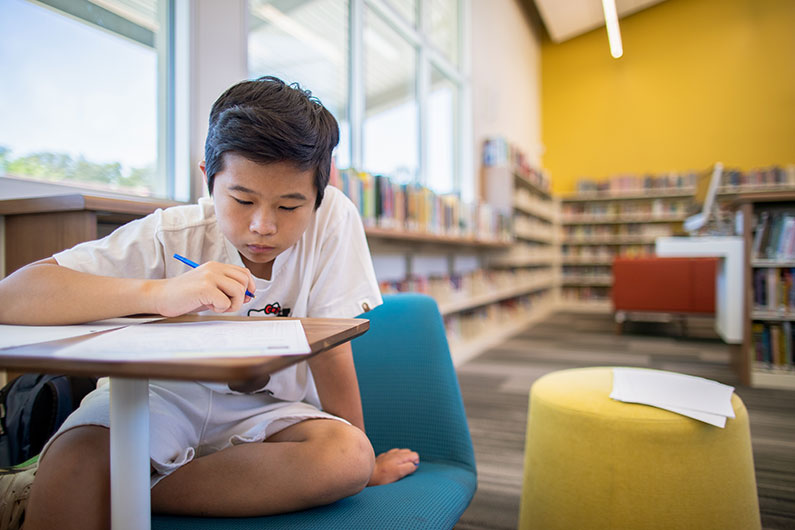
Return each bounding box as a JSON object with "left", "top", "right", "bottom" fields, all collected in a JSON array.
[{"left": 0, "top": 0, "right": 159, "bottom": 196}]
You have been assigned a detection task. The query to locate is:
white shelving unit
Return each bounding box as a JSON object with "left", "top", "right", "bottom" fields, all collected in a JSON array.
[
  {"left": 448, "top": 305, "right": 552, "bottom": 366},
  {"left": 366, "top": 227, "right": 548, "bottom": 366},
  {"left": 448, "top": 160, "right": 560, "bottom": 365}
]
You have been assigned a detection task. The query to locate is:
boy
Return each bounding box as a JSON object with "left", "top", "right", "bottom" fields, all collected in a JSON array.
[{"left": 0, "top": 76, "right": 419, "bottom": 529}]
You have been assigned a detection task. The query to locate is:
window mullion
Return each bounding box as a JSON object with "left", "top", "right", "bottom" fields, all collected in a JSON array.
[
  {"left": 156, "top": 0, "right": 175, "bottom": 200},
  {"left": 418, "top": 44, "right": 429, "bottom": 188},
  {"left": 172, "top": 0, "right": 192, "bottom": 202},
  {"left": 364, "top": 0, "right": 422, "bottom": 47},
  {"left": 427, "top": 48, "right": 463, "bottom": 84},
  {"left": 459, "top": 0, "right": 473, "bottom": 201},
  {"left": 350, "top": 0, "right": 364, "bottom": 169},
  {"left": 417, "top": 0, "right": 430, "bottom": 188}
]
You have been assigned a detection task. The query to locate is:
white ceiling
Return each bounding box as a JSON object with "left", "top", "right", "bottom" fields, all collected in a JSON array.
[{"left": 533, "top": 0, "right": 666, "bottom": 43}]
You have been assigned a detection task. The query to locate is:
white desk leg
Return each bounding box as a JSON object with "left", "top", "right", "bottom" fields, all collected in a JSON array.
[{"left": 109, "top": 377, "right": 151, "bottom": 530}]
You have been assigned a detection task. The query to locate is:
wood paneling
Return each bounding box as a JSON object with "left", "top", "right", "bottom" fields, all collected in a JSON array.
[
  {"left": 5, "top": 211, "right": 97, "bottom": 274},
  {"left": 0, "top": 193, "right": 180, "bottom": 275}
]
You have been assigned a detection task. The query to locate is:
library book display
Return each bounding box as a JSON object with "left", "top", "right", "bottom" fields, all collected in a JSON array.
[{"left": 735, "top": 192, "right": 795, "bottom": 390}]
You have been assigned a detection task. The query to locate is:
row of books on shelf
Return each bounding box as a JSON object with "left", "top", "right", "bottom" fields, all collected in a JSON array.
[
  {"left": 563, "top": 265, "right": 611, "bottom": 276},
  {"left": 561, "top": 245, "right": 655, "bottom": 260},
  {"left": 378, "top": 269, "right": 555, "bottom": 309},
  {"left": 562, "top": 278, "right": 612, "bottom": 287},
  {"left": 561, "top": 199, "right": 691, "bottom": 219},
  {"left": 574, "top": 171, "right": 698, "bottom": 195},
  {"left": 563, "top": 224, "right": 673, "bottom": 239},
  {"left": 721, "top": 165, "right": 795, "bottom": 189},
  {"left": 481, "top": 136, "right": 550, "bottom": 194},
  {"left": 330, "top": 167, "right": 512, "bottom": 242},
  {"left": 445, "top": 292, "right": 551, "bottom": 344},
  {"left": 751, "top": 322, "right": 795, "bottom": 367},
  {"left": 561, "top": 286, "right": 611, "bottom": 302},
  {"left": 752, "top": 211, "right": 795, "bottom": 261},
  {"left": 514, "top": 188, "right": 556, "bottom": 219},
  {"left": 514, "top": 216, "right": 556, "bottom": 240},
  {"left": 752, "top": 268, "right": 795, "bottom": 311},
  {"left": 489, "top": 242, "right": 558, "bottom": 265},
  {"left": 572, "top": 165, "right": 795, "bottom": 197}
]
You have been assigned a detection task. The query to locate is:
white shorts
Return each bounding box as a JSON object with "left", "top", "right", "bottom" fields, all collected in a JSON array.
[{"left": 40, "top": 379, "right": 346, "bottom": 487}]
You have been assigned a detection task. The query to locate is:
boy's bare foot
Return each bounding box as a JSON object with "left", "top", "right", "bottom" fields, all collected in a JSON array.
[{"left": 367, "top": 448, "right": 419, "bottom": 486}]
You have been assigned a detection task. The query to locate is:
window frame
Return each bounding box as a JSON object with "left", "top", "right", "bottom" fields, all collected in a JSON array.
[
  {"left": 3, "top": 0, "right": 471, "bottom": 203},
  {"left": 352, "top": 0, "right": 471, "bottom": 199},
  {"left": 1, "top": 0, "right": 182, "bottom": 200}
]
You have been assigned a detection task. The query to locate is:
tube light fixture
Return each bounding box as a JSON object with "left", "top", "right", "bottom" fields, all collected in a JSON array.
[{"left": 601, "top": 0, "right": 623, "bottom": 59}]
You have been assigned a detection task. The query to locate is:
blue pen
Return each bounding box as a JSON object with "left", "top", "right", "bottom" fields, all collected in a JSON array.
[{"left": 172, "top": 253, "right": 255, "bottom": 298}]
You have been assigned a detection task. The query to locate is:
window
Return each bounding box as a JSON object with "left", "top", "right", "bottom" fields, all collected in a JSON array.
[
  {"left": 246, "top": 0, "right": 468, "bottom": 197},
  {"left": 386, "top": 0, "right": 417, "bottom": 27},
  {"left": 0, "top": 0, "right": 170, "bottom": 198},
  {"left": 428, "top": 0, "right": 458, "bottom": 66},
  {"left": 248, "top": 0, "right": 351, "bottom": 169},
  {"left": 427, "top": 66, "right": 457, "bottom": 194},
  {"left": 363, "top": 6, "right": 418, "bottom": 182}
]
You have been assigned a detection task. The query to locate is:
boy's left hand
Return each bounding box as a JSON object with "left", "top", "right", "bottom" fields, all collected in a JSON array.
[{"left": 367, "top": 448, "right": 420, "bottom": 486}]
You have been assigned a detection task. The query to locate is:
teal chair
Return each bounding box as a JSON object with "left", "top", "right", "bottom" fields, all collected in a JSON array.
[{"left": 152, "top": 293, "right": 478, "bottom": 529}]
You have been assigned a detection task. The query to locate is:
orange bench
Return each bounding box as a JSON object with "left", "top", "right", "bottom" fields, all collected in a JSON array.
[{"left": 612, "top": 257, "right": 718, "bottom": 331}]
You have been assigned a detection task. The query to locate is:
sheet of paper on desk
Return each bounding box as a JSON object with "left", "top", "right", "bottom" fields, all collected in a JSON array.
[
  {"left": 0, "top": 317, "right": 161, "bottom": 350},
  {"left": 610, "top": 368, "right": 735, "bottom": 428},
  {"left": 55, "top": 320, "right": 311, "bottom": 361}
]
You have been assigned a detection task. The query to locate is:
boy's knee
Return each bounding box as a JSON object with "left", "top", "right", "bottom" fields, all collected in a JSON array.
[
  {"left": 27, "top": 426, "right": 111, "bottom": 529},
  {"left": 38, "top": 426, "right": 110, "bottom": 480},
  {"left": 340, "top": 426, "right": 375, "bottom": 491},
  {"left": 314, "top": 423, "right": 374, "bottom": 501}
]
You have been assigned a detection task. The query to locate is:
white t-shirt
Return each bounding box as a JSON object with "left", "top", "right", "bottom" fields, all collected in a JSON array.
[{"left": 53, "top": 186, "right": 382, "bottom": 404}]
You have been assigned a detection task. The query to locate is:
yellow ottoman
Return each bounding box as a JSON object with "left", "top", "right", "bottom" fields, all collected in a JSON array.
[{"left": 518, "top": 367, "right": 761, "bottom": 530}]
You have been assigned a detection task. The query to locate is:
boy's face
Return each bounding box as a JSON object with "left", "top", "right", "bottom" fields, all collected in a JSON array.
[{"left": 203, "top": 152, "right": 316, "bottom": 279}]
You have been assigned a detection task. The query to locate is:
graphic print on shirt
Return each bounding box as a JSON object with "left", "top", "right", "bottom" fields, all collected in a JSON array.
[{"left": 248, "top": 302, "right": 291, "bottom": 317}]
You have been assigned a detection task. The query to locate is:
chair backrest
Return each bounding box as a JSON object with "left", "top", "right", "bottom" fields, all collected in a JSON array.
[{"left": 352, "top": 293, "right": 476, "bottom": 473}]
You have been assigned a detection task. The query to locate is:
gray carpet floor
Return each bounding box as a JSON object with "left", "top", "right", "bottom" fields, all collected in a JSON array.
[{"left": 454, "top": 311, "right": 795, "bottom": 530}]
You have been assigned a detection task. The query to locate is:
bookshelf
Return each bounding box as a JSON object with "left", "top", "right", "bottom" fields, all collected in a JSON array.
[
  {"left": 340, "top": 139, "right": 559, "bottom": 365},
  {"left": 736, "top": 191, "right": 795, "bottom": 390},
  {"left": 559, "top": 186, "right": 693, "bottom": 310},
  {"left": 332, "top": 160, "right": 549, "bottom": 366},
  {"left": 557, "top": 165, "right": 795, "bottom": 312},
  {"left": 476, "top": 138, "right": 560, "bottom": 364}
]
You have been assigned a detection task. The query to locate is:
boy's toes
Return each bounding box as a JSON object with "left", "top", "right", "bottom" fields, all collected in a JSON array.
[
  {"left": 403, "top": 449, "right": 420, "bottom": 466},
  {"left": 395, "top": 459, "right": 419, "bottom": 478},
  {"left": 368, "top": 448, "right": 420, "bottom": 486}
]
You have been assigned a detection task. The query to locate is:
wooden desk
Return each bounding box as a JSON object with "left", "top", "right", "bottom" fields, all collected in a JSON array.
[
  {"left": 0, "top": 316, "right": 369, "bottom": 530},
  {"left": 0, "top": 193, "right": 181, "bottom": 274}
]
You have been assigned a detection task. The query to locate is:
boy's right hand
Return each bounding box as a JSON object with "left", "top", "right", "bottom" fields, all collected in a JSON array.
[{"left": 150, "top": 262, "right": 256, "bottom": 317}]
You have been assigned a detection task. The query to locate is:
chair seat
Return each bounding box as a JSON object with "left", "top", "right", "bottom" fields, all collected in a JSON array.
[
  {"left": 152, "top": 293, "right": 477, "bottom": 529},
  {"left": 152, "top": 461, "right": 476, "bottom": 530}
]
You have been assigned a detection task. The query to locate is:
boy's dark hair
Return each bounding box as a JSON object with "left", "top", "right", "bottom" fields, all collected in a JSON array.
[{"left": 204, "top": 76, "right": 339, "bottom": 209}]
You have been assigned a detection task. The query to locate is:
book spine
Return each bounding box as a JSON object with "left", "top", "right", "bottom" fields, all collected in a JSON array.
[{"left": 767, "top": 268, "right": 778, "bottom": 310}]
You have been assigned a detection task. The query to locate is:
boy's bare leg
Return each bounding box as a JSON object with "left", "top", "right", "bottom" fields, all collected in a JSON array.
[
  {"left": 25, "top": 419, "right": 374, "bottom": 529},
  {"left": 151, "top": 418, "right": 375, "bottom": 516},
  {"left": 25, "top": 426, "right": 111, "bottom": 530}
]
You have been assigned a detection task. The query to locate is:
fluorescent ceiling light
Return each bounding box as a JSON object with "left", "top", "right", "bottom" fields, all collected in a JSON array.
[{"left": 601, "top": 0, "right": 623, "bottom": 58}]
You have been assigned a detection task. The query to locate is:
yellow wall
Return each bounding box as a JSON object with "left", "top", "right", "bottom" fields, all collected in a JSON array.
[{"left": 541, "top": 0, "right": 795, "bottom": 194}]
